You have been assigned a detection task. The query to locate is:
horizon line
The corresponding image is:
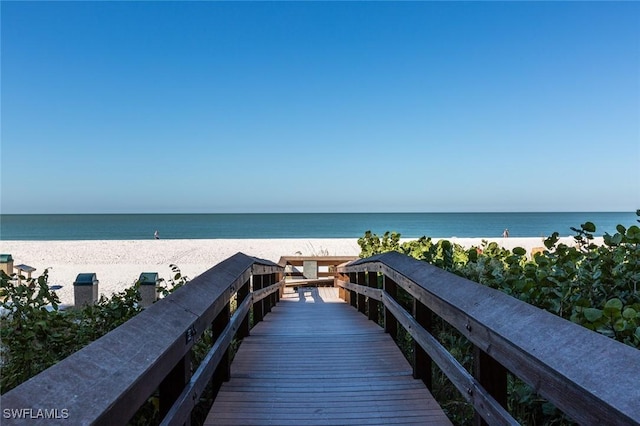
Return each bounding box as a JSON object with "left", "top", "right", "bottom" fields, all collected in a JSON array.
[{"left": 1, "top": 211, "right": 636, "bottom": 215}]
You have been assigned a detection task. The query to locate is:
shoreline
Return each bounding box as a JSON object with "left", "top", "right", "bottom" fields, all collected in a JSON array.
[{"left": 1, "top": 237, "right": 587, "bottom": 306}]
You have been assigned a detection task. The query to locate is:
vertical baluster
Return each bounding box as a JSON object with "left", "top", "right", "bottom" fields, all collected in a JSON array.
[
  {"left": 211, "top": 302, "right": 231, "bottom": 394},
  {"left": 237, "top": 278, "right": 250, "bottom": 339},
  {"left": 414, "top": 300, "right": 433, "bottom": 389},
  {"left": 473, "top": 347, "right": 507, "bottom": 426},
  {"left": 253, "top": 274, "right": 264, "bottom": 324},
  {"left": 266, "top": 273, "right": 274, "bottom": 312},
  {"left": 367, "top": 271, "right": 379, "bottom": 324},
  {"left": 337, "top": 272, "right": 345, "bottom": 301},
  {"left": 349, "top": 272, "right": 357, "bottom": 308},
  {"left": 159, "top": 351, "right": 191, "bottom": 421},
  {"left": 383, "top": 275, "right": 398, "bottom": 341},
  {"left": 357, "top": 272, "right": 367, "bottom": 315}
]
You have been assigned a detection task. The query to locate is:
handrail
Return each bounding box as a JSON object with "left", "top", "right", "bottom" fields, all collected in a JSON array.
[
  {"left": 337, "top": 251, "right": 640, "bottom": 425},
  {"left": 0, "top": 252, "right": 284, "bottom": 425}
]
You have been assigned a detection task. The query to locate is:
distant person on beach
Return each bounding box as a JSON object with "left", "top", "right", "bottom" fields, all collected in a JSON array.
[
  {"left": 502, "top": 228, "right": 509, "bottom": 238},
  {"left": 154, "top": 230, "right": 159, "bottom": 239}
]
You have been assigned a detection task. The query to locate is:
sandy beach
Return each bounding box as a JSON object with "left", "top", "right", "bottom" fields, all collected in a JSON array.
[{"left": 1, "top": 236, "right": 584, "bottom": 307}]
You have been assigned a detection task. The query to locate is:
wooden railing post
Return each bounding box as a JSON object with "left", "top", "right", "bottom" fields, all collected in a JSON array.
[
  {"left": 367, "top": 271, "right": 379, "bottom": 324},
  {"left": 383, "top": 275, "right": 398, "bottom": 341},
  {"left": 253, "top": 275, "right": 264, "bottom": 324},
  {"left": 159, "top": 352, "right": 191, "bottom": 421},
  {"left": 237, "top": 279, "right": 251, "bottom": 339},
  {"left": 357, "top": 272, "right": 367, "bottom": 315},
  {"left": 349, "top": 272, "right": 357, "bottom": 308},
  {"left": 272, "top": 272, "right": 280, "bottom": 304},
  {"left": 414, "top": 300, "right": 433, "bottom": 389},
  {"left": 211, "top": 302, "right": 231, "bottom": 393},
  {"left": 266, "top": 273, "right": 275, "bottom": 312},
  {"left": 337, "top": 273, "right": 346, "bottom": 301},
  {"left": 473, "top": 348, "right": 508, "bottom": 426}
]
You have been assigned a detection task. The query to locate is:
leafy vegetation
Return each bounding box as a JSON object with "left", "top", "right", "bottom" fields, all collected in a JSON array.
[
  {"left": 0, "top": 264, "right": 193, "bottom": 424},
  {"left": 357, "top": 210, "right": 640, "bottom": 424},
  {"left": 0, "top": 261, "right": 246, "bottom": 425}
]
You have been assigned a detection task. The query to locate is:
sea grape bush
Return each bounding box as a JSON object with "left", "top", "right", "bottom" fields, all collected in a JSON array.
[
  {"left": 0, "top": 265, "right": 226, "bottom": 425},
  {"left": 357, "top": 211, "right": 640, "bottom": 424},
  {"left": 358, "top": 212, "right": 640, "bottom": 348},
  {"left": 0, "top": 270, "right": 144, "bottom": 394},
  {"left": 0, "top": 264, "right": 191, "bottom": 395}
]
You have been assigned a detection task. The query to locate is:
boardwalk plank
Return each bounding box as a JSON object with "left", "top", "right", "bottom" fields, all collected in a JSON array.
[{"left": 205, "top": 287, "right": 452, "bottom": 425}]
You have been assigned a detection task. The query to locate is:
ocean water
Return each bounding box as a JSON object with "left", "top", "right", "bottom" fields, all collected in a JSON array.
[{"left": 0, "top": 212, "right": 637, "bottom": 241}]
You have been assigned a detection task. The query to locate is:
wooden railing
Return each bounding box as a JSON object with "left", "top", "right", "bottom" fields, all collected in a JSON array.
[
  {"left": 0, "top": 252, "right": 284, "bottom": 425},
  {"left": 277, "top": 255, "right": 358, "bottom": 283},
  {"left": 337, "top": 251, "right": 640, "bottom": 425}
]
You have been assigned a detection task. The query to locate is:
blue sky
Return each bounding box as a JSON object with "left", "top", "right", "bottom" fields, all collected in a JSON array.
[{"left": 1, "top": 1, "right": 638, "bottom": 214}]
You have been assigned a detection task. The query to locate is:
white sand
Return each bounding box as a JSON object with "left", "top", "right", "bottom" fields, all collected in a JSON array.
[{"left": 0, "top": 236, "right": 585, "bottom": 306}]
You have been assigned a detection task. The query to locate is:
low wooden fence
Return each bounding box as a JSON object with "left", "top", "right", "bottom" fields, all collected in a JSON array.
[
  {"left": 337, "top": 251, "right": 640, "bottom": 425},
  {"left": 1, "top": 252, "right": 283, "bottom": 425},
  {"left": 277, "top": 255, "right": 358, "bottom": 281}
]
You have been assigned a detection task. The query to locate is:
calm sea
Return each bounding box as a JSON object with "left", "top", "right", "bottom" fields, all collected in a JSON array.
[{"left": 0, "top": 212, "right": 637, "bottom": 241}]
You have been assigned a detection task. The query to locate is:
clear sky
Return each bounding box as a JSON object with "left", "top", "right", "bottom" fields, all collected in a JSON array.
[{"left": 1, "top": 1, "right": 638, "bottom": 214}]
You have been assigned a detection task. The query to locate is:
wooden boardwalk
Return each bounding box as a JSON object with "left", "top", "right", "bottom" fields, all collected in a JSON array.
[{"left": 205, "top": 287, "right": 452, "bottom": 425}]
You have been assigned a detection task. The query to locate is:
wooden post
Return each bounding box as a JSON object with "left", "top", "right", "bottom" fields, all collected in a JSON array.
[
  {"left": 237, "top": 278, "right": 250, "bottom": 339},
  {"left": 414, "top": 300, "right": 433, "bottom": 389},
  {"left": 159, "top": 352, "right": 191, "bottom": 421},
  {"left": 211, "top": 302, "right": 231, "bottom": 394},
  {"left": 349, "top": 272, "right": 357, "bottom": 308},
  {"left": 367, "top": 271, "right": 379, "bottom": 324},
  {"left": 263, "top": 273, "right": 272, "bottom": 314},
  {"left": 273, "top": 272, "right": 280, "bottom": 304},
  {"left": 337, "top": 273, "right": 347, "bottom": 301},
  {"left": 384, "top": 275, "right": 398, "bottom": 341},
  {"left": 473, "top": 347, "right": 508, "bottom": 426},
  {"left": 266, "top": 273, "right": 274, "bottom": 313},
  {"left": 357, "top": 272, "right": 367, "bottom": 315},
  {"left": 253, "top": 275, "right": 264, "bottom": 324}
]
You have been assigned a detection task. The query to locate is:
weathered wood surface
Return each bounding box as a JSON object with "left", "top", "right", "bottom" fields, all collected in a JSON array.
[
  {"left": 340, "top": 252, "right": 640, "bottom": 425},
  {"left": 284, "top": 277, "right": 335, "bottom": 287},
  {"left": 205, "top": 287, "right": 452, "bottom": 425},
  {"left": 278, "top": 256, "right": 359, "bottom": 267},
  {"left": 0, "top": 252, "right": 282, "bottom": 426}
]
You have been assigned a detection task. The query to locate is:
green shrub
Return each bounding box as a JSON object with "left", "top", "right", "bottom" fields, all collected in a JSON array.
[{"left": 357, "top": 210, "right": 640, "bottom": 425}]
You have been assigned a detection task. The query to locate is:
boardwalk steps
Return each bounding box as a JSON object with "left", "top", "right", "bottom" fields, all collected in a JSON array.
[{"left": 205, "top": 287, "right": 451, "bottom": 425}]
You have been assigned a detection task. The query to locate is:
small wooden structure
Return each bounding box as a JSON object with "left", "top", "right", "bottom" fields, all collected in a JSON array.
[{"left": 278, "top": 255, "right": 357, "bottom": 287}]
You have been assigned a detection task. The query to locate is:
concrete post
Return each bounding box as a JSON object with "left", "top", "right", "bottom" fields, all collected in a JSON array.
[
  {"left": 0, "top": 254, "right": 14, "bottom": 276},
  {"left": 138, "top": 272, "right": 159, "bottom": 308},
  {"left": 73, "top": 273, "right": 98, "bottom": 306}
]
